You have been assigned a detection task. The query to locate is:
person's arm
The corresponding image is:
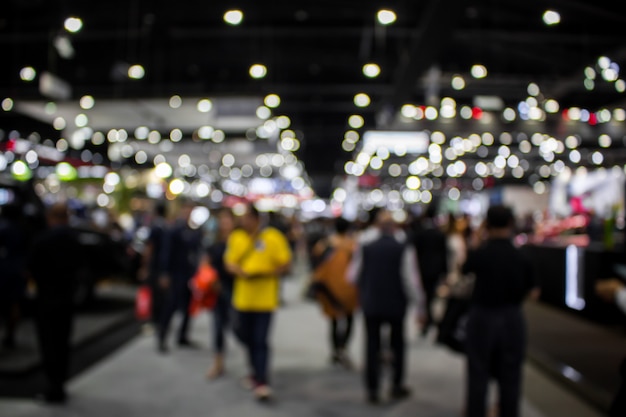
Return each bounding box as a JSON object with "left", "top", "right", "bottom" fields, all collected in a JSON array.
[
  {"left": 346, "top": 244, "right": 362, "bottom": 285},
  {"left": 596, "top": 278, "right": 626, "bottom": 314},
  {"left": 401, "top": 245, "right": 427, "bottom": 323}
]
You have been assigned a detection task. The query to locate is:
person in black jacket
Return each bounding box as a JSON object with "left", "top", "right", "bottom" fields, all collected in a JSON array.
[
  {"left": 28, "top": 202, "right": 86, "bottom": 404},
  {"left": 157, "top": 200, "right": 204, "bottom": 352},
  {"left": 462, "top": 205, "right": 540, "bottom": 417},
  {"left": 348, "top": 209, "right": 426, "bottom": 404},
  {"left": 411, "top": 203, "right": 448, "bottom": 337}
]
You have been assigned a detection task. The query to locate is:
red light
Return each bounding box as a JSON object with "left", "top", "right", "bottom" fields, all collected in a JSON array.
[
  {"left": 562, "top": 109, "right": 570, "bottom": 121},
  {"left": 6, "top": 139, "right": 16, "bottom": 151},
  {"left": 472, "top": 107, "right": 483, "bottom": 120},
  {"left": 589, "top": 113, "right": 597, "bottom": 125}
]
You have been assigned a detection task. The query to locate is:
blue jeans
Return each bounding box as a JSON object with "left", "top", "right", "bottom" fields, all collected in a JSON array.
[
  {"left": 236, "top": 311, "right": 273, "bottom": 385},
  {"left": 212, "top": 293, "right": 232, "bottom": 353}
]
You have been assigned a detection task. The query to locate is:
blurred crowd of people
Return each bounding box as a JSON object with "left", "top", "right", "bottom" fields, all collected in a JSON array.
[
  {"left": 2, "top": 196, "right": 551, "bottom": 416},
  {"left": 127, "top": 199, "right": 542, "bottom": 417}
]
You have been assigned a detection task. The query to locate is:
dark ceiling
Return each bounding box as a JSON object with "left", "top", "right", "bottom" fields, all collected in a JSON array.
[{"left": 2, "top": 1, "right": 626, "bottom": 197}]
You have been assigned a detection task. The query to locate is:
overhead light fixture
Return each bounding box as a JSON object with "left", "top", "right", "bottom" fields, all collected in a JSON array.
[
  {"left": 64, "top": 17, "right": 83, "bottom": 33},
  {"left": 363, "top": 63, "right": 381, "bottom": 78},
  {"left": 264, "top": 94, "right": 281, "bottom": 108},
  {"left": 542, "top": 10, "right": 561, "bottom": 26},
  {"left": 471, "top": 64, "right": 487, "bottom": 79},
  {"left": 354, "top": 93, "right": 371, "bottom": 107},
  {"left": 20, "top": 67, "right": 36, "bottom": 82},
  {"left": 128, "top": 64, "right": 145, "bottom": 79},
  {"left": 451, "top": 74, "right": 465, "bottom": 90},
  {"left": 224, "top": 10, "right": 244, "bottom": 25},
  {"left": 197, "top": 99, "right": 213, "bottom": 113},
  {"left": 377, "top": 9, "right": 397, "bottom": 25},
  {"left": 80, "top": 95, "right": 95, "bottom": 110},
  {"left": 348, "top": 115, "right": 364, "bottom": 129},
  {"left": 250, "top": 64, "right": 267, "bottom": 79},
  {"left": 2, "top": 98, "right": 14, "bottom": 112},
  {"left": 169, "top": 95, "right": 182, "bottom": 109}
]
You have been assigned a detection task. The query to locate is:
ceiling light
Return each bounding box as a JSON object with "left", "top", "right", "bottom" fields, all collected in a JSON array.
[
  {"left": 20, "top": 67, "right": 36, "bottom": 81},
  {"left": 170, "top": 128, "right": 183, "bottom": 142},
  {"left": 75, "top": 114, "right": 88, "bottom": 127},
  {"left": 64, "top": 17, "right": 83, "bottom": 33},
  {"left": 256, "top": 106, "right": 271, "bottom": 119},
  {"left": 471, "top": 64, "right": 487, "bottom": 79},
  {"left": 264, "top": 94, "right": 281, "bottom": 108},
  {"left": 598, "top": 56, "right": 611, "bottom": 69},
  {"left": 276, "top": 115, "right": 291, "bottom": 128},
  {"left": 169, "top": 95, "right": 182, "bottom": 109},
  {"left": 224, "top": 10, "right": 243, "bottom": 25},
  {"left": 542, "top": 10, "right": 560, "bottom": 25},
  {"left": 197, "top": 99, "right": 213, "bottom": 113},
  {"left": 451, "top": 75, "right": 465, "bottom": 90},
  {"left": 363, "top": 63, "right": 381, "bottom": 78},
  {"left": 354, "top": 93, "right": 371, "bottom": 107},
  {"left": 584, "top": 67, "right": 596, "bottom": 79},
  {"left": 198, "top": 126, "right": 214, "bottom": 139},
  {"left": 53, "top": 117, "right": 66, "bottom": 130},
  {"left": 2, "top": 98, "right": 13, "bottom": 112},
  {"left": 377, "top": 9, "right": 397, "bottom": 25},
  {"left": 250, "top": 64, "right": 267, "bottom": 79},
  {"left": 128, "top": 64, "right": 145, "bottom": 79},
  {"left": 401, "top": 104, "right": 417, "bottom": 118},
  {"left": 348, "top": 115, "right": 364, "bottom": 129},
  {"left": 80, "top": 95, "right": 95, "bottom": 110}
]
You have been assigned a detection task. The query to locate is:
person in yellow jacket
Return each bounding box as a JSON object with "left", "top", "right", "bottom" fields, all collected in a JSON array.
[{"left": 224, "top": 204, "right": 292, "bottom": 401}]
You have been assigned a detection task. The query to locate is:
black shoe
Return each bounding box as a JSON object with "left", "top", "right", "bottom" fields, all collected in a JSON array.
[
  {"left": 367, "top": 392, "right": 380, "bottom": 405},
  {"left": 2, "top": 338, "right": 15, "bottom": 349},
  {"left": 390, "top": 386, "right": 411, "bottom": 400},
  {"left": 177, "top": 339, "right": 199, "bottom": 349},
  {"left": 157, "top": 341, "right": 169, "bottom": 354},
  {"left": 36, "top": 390, "right": 67, "bottom": 405}
]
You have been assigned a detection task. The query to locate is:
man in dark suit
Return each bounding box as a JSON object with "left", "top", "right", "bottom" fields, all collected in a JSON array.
[
  {"left": 157, "top": 199, "right": 204, "bottom": 352},
  {"left": 28, "top": 202, "right": 85, "bottom": 404},
  {"left": 348, "top": 209, "right": 426, "bottom": 404}
]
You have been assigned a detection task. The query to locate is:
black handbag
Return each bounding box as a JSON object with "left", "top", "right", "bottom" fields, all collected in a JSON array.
[{"left": 436, "top": 296, "right": 470, "bottom": 353}]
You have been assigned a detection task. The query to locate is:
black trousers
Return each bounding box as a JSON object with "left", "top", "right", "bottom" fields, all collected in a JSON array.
[
  {"left": 364, "top": 315, "right": 405, "bottom": 394},
  {"left": 610, "top": 358, "right": 626, "bottom": 417},
  {"left": 212, "top": 293, "right": 232, "bottom": 353},
  {"left": 331, "top": 314, "right": 353, "bottom": 353},
  {"left": 465, "top": 306, "right": 525, "bottom": 417},
  {"left": 158, "top": 278, "right": 192, "bottom": 345},
  {"left": 35, "top": 302, "right": 73, "bottom": 396}
]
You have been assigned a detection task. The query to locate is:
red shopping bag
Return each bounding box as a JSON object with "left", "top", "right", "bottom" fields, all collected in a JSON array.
[
  {"left": 135, "top": 285, "right": 152, "bottom": 321},
  {"left": 189, "top": 262, "right": 219, "bottom": 316}
]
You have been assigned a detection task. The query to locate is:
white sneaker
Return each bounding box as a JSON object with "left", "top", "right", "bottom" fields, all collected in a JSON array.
[{"left": 253, "top": 384, "right": 273, "bottom": 401}]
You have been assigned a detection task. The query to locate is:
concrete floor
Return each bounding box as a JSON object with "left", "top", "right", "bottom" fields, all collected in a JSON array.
[{"left": 0, "top": 270, "right": 607, "bottom": 417}]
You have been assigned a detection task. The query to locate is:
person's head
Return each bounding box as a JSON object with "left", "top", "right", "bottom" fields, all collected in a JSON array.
[
  {"left": 334, "top": 216, "right": 351, "bottom": 234},
  {"left": 217, "top": 208, "right": 236, "bottom": 238},
  {"left": 375, "top": 209, "right": 396, "bottom": 234},
  {"left": 155, "top": 201, "right": 167, "bottom": 218},
  {"left": 177, "top": 198, "right": 195, "bottom": 221},
  {"left": 46, "top": 202, "right": 70, "bottom": 227},
  {"left": 485, "top": 205, "right": 515, "bottom": 236},
  {"left": 240, "top": 203, "right": 261, "bottom": 234}
]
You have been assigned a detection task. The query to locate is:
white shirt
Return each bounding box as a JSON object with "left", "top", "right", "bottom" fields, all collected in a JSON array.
[{"left": 616, "top": 287, "right": 626, "bottom": 315}]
